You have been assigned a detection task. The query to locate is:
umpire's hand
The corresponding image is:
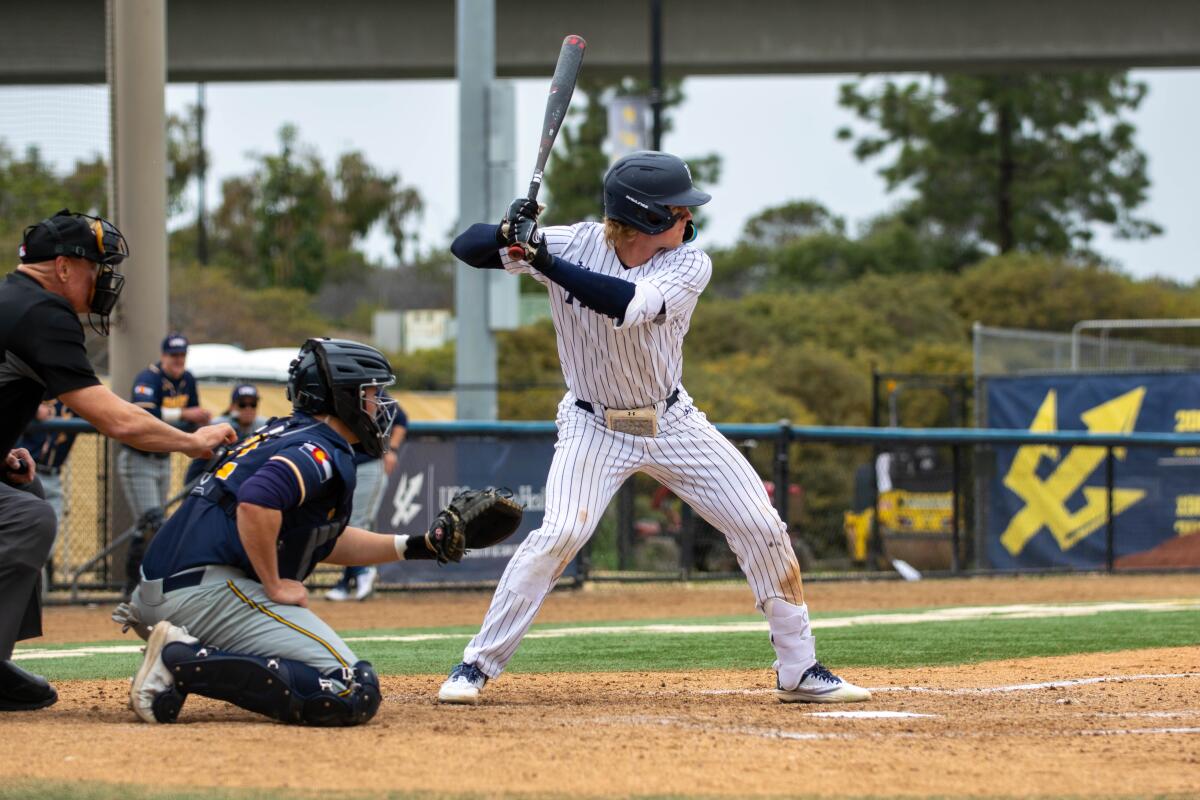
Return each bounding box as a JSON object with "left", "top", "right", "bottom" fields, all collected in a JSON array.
[
  {"left": 184, "top": 423, "right": 238, "bottom": 459},
  {"left": 3, "top": 448, "right": 35, "bottom": 485}
]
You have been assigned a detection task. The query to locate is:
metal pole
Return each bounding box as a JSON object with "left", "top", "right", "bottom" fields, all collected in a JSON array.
[
  {"left": 869, "top": 368, "right": 882, "bottom": 570},
  {"left": 951, "top": 444, "right": 961, "bottom": 573},
  {"left": 108, "top": 0, "right": 169, "bottom": 584},
  {"left": 649, "top": 0, "right": 663, "bottom": 150},
  {"left": 679, "top": 502, "right": 695, "bottom": 579},
  {"left": 109, "top": 0, "right": 169, "bottom": 392},
  {"left": 1105, "top": 446, "right": 1115, "bottom": 573},
  {"left": 455, "top": 0, "right": 498, "bottom": 419},
  {"left": 196, "top": 82, "right": 208, "bottom": 265},
  {"left": 617, "top": 480, "right": 634, "bottom": 570},
  {"left": 773, "top": 421, "right": 791, "bottom": 526},
  {"left": 870, "top": 367, "right": 880, "bottom": 428}
]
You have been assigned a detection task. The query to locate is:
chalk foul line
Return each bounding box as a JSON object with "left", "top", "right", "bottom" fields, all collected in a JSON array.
[{"left": 13, "top": 598, "right": 1200, "bottom": 662}]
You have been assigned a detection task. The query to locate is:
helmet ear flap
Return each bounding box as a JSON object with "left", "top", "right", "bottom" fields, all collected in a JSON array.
[{"left": 287, "top": 339, "right": 336, "bottom": 415}]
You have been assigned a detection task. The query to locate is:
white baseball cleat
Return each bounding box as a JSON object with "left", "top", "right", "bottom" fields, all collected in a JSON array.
[
  {"left": 130, "top": 621, "right": 198, "bottom": 723},
  {"left": 353, "top": 568, "right": 378, "bottom": 601},
  {"left": 438, "top": 662, "right": 488, "bottom": 705},
  {"left": 325, "top": 585, "right": 351, "bottom": 602},
  {"left": 776, "top": 661, "right": 871, "bottom": 704}
]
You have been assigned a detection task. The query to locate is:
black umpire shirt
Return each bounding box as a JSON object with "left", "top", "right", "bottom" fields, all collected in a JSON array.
[{"left": 0, "top": 271, "right": 100, "bottom": 458}]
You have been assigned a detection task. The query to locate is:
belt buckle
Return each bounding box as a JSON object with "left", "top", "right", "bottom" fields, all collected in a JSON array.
[{"left": 604, "top": 406, "right": 658, "bottom": 437}]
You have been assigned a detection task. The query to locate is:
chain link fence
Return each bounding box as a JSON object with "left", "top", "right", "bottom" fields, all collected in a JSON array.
[
  {"left": 30, "top": 417, "right": 1200, "bottom": 603},
  {"left": 973, "top": 323, "right": 1200, "bottom": 377}
]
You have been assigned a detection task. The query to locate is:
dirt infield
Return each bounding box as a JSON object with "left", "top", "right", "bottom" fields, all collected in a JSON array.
[{"left": 10, "top": 574, "right": 1200, "bottom": 799}]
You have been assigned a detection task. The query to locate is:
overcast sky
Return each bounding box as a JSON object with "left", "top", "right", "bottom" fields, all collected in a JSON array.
[{"left": 2, "top": 69, "right": 1195, "bottom": 282}]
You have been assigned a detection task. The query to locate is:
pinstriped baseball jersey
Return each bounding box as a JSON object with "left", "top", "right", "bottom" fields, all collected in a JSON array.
[
  {"left": 451, "top": 221, "right": 822, "bottom": 689},
  {"left": 500, "top": 222, "right": 710, "bottom": 409}
]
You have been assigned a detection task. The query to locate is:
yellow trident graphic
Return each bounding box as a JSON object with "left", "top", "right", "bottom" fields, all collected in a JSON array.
[{"left": 999, "top": 387, "right": 1147, "bottom": 556}]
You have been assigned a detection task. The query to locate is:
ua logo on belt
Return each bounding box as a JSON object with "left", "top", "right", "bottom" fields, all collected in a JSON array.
[{"left": 1000, "top": 387, "right": 1147, "bottom": 556}]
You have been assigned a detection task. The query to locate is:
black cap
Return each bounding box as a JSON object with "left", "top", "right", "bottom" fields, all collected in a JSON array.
[
  {"left": 231, "top": 384, "right": 259, "bottom": 404},
  {"left": 19, "top": 209, "right": 129, "bottom": 266},
  {"left": 161, "top": 333, "right": 189, "bottom": 354}
]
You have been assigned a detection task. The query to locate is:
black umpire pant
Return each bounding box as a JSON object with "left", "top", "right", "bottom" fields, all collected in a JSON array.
[{"left": 0, "top": 477, "right": 56, "bottom": 661}]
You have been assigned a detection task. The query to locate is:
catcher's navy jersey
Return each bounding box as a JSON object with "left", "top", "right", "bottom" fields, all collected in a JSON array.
[{"left": 141, "top": 414, "right": 357, "bottom": 583}]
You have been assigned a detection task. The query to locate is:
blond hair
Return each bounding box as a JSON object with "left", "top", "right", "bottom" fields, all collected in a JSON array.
[{"left": 603, "top": 218, "right": 640, "bottom": 250}]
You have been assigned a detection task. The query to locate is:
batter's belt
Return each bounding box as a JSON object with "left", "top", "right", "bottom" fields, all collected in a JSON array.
[
  {"left": 573, "top": 387, "right": 679, "bottom": 415},
  {"left": 574, "top": 388, "right": 680, "bottom": 437}
]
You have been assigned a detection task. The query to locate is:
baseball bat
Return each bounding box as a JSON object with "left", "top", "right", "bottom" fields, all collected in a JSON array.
[{"left": 508, "top": 33, "right": 587, "bottom": 260}]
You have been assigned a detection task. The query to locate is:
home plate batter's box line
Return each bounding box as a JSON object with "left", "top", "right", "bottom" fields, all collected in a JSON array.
[
  {"left": 588, "top": 715, "right": 1200, "bottom": 741},
  {"left": 695, "top": 672, "right": 1200, "bottom": 696},
  {"left": 12, "top": 599, "right": 1200, "bottom": 662}
]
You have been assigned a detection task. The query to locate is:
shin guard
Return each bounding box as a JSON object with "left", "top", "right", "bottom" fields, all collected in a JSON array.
[{"left": 161, "top": 642, "right": 380, "bottom": 726}]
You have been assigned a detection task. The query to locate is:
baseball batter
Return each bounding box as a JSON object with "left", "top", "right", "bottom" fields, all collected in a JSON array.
[{"left": 439, "top": 151, "right": 870, "bottom": 705}]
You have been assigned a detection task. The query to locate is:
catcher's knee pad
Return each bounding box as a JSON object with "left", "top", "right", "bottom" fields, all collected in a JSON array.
[
  {"left": 306, "top": 661, "right": 380, "bottom": 727},
  {"left": 162, "top": 643, "right": 379, "bottom": 727}
]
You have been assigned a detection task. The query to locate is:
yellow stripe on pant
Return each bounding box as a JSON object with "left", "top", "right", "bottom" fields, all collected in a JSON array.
[{"left": 224, "top": 580, "right": 355, "bottom": 696}]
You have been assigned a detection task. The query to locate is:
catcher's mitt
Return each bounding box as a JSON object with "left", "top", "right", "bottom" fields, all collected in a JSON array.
[{"left": 426, "top": 487, "right": 525, "bottom": 565}]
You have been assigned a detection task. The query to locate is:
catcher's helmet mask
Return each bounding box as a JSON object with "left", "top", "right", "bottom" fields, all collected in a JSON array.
[
  {"left": 603, "top": 151, "right": 711, "bottom": 236},
  {"left": 287, "top": 338, "right": 397, "bottom": 457}
]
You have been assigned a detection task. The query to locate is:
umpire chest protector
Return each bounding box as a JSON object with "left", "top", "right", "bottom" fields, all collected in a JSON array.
[{"left": 149, "top": 415, "right": 357, "bottom": 582}]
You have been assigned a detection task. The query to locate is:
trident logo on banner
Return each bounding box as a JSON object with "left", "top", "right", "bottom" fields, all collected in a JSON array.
[{"left": 1000, "top": 387, "right": 1148, "bottom": 556}]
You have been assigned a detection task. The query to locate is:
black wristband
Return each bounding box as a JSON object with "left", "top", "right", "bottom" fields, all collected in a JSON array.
[{"left": 404, "top": 534, "right": 436, "bottom": 561}]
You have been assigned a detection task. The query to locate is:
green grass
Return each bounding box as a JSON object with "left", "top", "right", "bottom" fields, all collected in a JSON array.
[{"left": 15, "top": 608, "right": 1200, "bottom": 682}]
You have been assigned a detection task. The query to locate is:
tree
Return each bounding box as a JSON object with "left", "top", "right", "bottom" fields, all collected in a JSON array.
[
  {"left": 208, "top": 124, "right": 423, "bottom": 293},
  {"left": 166, "top": 107, "right": 205, "bottom": 217},
  {"left": 168, "top": 262, "right": 331, "bottom": 349},
  {"left": 708, "top": 199, "right": 984, "bottom": 296},
  {"left": 838, "top": 72, "right": 1160, "bottom": 258},
  {"left": 0, "top": 143, "right": 107, "bottom": 255}
]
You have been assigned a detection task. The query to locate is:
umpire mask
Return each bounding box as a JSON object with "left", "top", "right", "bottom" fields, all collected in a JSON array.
[{"left": 21, "top": 210, "right": 129, "bottom": 336}]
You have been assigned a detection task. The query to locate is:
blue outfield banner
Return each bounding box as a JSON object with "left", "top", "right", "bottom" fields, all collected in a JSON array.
[
  {"left": 368, "top": 437, "right": 560, "bottom": 585},
  {"left": 986, "top": 372, "right": 1200, "bottom": 569}
]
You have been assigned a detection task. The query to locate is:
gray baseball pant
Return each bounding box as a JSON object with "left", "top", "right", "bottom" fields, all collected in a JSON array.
[
  {"left": 130, "top": 565, "right": 360, "bottom": 687},
  {"left": 116, "top": 449, "right": 171, "bottom": 525},
  {"left": 0, "top": 478, "right": 56, "bottom": 660}
]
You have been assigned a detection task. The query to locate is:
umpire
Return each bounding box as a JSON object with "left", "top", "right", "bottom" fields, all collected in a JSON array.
[
  {"left": 118, "top": 332, "right": 211, "bottom": 595},
  {"left": 0, "top": 209, "right": 235, "bottom": 712}
]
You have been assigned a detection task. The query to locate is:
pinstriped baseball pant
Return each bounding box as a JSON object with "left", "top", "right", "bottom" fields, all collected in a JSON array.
[{"left": 463, "top": 392, "right": 804, "bottom": 678}]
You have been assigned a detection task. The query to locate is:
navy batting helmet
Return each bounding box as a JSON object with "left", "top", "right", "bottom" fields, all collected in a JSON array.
[
  {"left": 287, "top": 338, "right": 397, "bottom": 457},
  {"left": 602, "top": 151, "right": 711, "bottom": 235}
]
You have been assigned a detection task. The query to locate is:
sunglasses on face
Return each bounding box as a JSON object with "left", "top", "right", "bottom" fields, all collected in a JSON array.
[{"left": 236, "top": 401, "right": 258, "bottom": 409}]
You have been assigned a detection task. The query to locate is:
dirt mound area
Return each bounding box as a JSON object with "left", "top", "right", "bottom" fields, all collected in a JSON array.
[{"left": 5, "top": 647, "right": 1198, "bottom": 798}]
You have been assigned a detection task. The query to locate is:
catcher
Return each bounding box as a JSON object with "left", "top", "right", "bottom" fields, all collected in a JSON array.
[{"left": 118, "top": 338, "right": 521, "bottom": 726}]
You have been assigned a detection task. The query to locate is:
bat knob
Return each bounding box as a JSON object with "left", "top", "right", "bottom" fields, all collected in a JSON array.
[{"left": 507, "top": 244, "right": 527, "bottom": 261}]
